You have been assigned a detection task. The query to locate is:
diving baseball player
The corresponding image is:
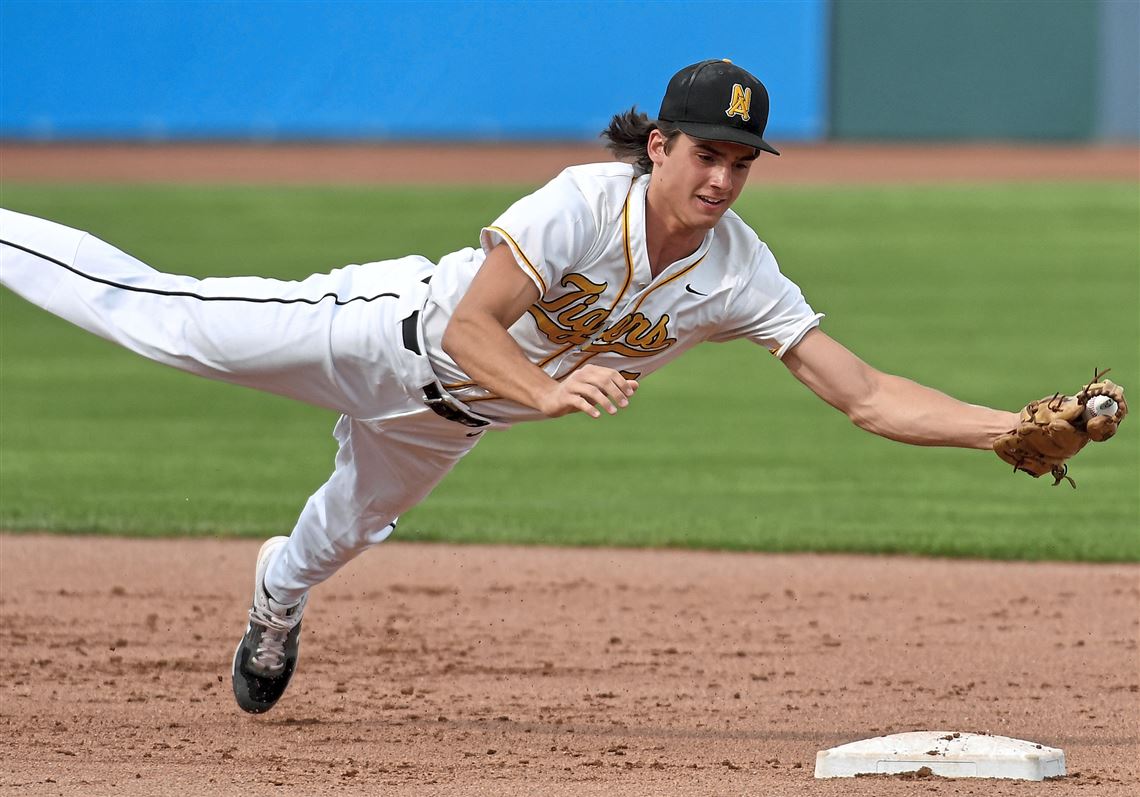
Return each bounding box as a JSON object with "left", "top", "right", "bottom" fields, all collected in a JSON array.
[{"left": 0, "top": 60, "right": 1125, "bottom": 714}]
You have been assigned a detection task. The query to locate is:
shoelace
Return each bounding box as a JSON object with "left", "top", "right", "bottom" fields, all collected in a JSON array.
[{"left": 247, "top": 604, "right": 295, "bottom": 675}]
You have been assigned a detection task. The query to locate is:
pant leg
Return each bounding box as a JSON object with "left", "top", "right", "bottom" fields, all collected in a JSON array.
[
  {"left": 265, "top": 411, "right": 484, "bottom": 603},
  {"left": 3, "top": 209, "right": 481, "bottom": 600},
  {"left": 0, "top": 209, "right": 430, "bottom": 418}
]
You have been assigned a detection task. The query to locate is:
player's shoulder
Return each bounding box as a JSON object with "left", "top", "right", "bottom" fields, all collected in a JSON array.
[
  {"left": 710, "top": 209, "right": 788, "bottom": 296},
  {"left": 555, "top": 161, "right": 634, "bottom": 196},
  {"left": 537, "top": 162, "right": 634, "bottom": 220},
  {"left": 714, "top": 208, "right": 766, "bottom": 261},
  {"left": 558, "top": 161, "right": 636, "bottom": 183}
]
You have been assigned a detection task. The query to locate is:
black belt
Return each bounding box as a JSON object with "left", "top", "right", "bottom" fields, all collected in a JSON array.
[{"left": 400, "top": 310, "right": 490, "bottom": 429}]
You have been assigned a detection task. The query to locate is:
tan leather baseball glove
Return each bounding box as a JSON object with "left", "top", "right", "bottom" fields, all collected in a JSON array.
[{"left": 993, "top": 370, "right": 1128, "bottom": 487}]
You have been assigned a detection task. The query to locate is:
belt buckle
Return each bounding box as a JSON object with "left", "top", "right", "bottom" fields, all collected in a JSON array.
[{"left": 422, "top": 387, "right": 489, "bottom": 428}]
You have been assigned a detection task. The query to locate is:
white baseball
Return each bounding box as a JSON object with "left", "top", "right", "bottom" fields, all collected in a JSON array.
[{"left": 1083, "top": 395, "right": 1118, "bottom": 420}]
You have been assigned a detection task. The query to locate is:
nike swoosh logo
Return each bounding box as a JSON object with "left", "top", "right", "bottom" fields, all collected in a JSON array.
[
  {"left": 466, "top": 431, "right": 484, "bottom": 437},
  {"left": 685, "top": 284, "right": 708, "bottom": 296}
]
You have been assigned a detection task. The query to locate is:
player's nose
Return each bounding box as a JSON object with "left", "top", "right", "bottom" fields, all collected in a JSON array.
[{"left": 708, "top": 164, "right": 730, "bottom": 190}]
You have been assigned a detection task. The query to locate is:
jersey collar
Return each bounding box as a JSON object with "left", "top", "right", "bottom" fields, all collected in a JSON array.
[{"left": 628, "top": 173, "right": 714, "bottom": 288}]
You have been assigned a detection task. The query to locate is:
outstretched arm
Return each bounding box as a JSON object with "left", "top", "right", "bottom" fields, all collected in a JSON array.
[{"left": 781, "top": 329, "right": 1018, "bottom": 449}]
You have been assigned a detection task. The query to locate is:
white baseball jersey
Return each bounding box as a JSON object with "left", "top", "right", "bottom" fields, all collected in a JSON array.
[{"left": 421, "top": 162, "right": 823, "bottom": 423}]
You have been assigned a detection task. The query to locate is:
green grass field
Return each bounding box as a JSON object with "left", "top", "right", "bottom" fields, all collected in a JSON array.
[{"left": 1, "top": 183, "right": 1137, "bottom": 560}]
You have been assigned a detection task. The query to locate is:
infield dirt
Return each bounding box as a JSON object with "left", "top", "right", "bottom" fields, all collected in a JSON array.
[{"left": 1, "top": 534, "right": 1137, "bottom": 796}]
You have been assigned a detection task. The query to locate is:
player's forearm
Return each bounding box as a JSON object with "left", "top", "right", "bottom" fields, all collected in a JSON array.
[
  {"left": 442, "top": 311, "right": 559, "bottom": 412},
  {"left": 849, "top": 372, "right": 1019, "bottom": 450},
  {"left": 783, "top": 331, "right": 1018, "bottom": 450}
]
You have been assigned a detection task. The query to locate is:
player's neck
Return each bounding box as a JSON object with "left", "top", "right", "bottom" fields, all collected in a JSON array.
[{"left": 644, "top": 192, "right": 706, "bottom": 277}]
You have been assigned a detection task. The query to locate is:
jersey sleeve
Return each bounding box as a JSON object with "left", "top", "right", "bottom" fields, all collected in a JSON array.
[
  {"left": 479, "top": 169, "right": 599, "bottom": 297},
  {"left": 709, "top": 241, "right": 824, "bottom": 358}
]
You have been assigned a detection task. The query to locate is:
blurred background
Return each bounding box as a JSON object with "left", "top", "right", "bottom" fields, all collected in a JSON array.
[{"left": 2, "top": 0, "right": 1137, "bottom": 144}]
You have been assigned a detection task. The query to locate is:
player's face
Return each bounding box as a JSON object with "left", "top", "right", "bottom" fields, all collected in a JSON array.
[{"left": 647, "top": 132, "right": 757, "bottom": 231}]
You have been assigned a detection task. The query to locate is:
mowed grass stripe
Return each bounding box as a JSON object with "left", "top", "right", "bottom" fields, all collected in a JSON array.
[{"left": 1, "top": 183, "right": 1136, "bottom": 561}]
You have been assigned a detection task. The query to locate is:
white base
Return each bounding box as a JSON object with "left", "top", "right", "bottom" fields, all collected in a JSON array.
[{"left": 814, "top": 731, "right": 1065, "bottom": 780}]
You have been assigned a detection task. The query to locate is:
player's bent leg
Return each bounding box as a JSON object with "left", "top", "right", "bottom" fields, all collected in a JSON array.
[
  {"left": 232, "top": 411, "right": 482, "bottom": 713},
  {"left": 1, "top": 209, "right": 432, "bottom": 418},
  {"left": 264, "top": 412, "right": 482, "bottom": 603}
]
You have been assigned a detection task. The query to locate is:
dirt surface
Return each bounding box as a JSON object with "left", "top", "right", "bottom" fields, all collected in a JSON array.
[
  {"left": 1, "top": 534, "right": 1137, "bottom": 796},
  {"left": 1, "top": 141, "right": 1137, "bottom": 185}
]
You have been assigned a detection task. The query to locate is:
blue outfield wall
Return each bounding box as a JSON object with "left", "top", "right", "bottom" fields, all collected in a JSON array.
[{"left": 0, "top": 0, "right": 828, "bottom": 141}]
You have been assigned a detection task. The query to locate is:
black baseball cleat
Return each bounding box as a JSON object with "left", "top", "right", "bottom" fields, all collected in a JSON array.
[{"left": 232, "top": 536, "right": 309, "bottom": 714}]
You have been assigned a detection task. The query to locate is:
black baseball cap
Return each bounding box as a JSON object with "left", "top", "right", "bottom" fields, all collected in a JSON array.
[{"left": 658, "top": 59, "right": 779, "bottom": 156}]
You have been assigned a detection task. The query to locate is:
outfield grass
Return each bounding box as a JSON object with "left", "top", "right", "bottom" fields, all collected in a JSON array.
[{"left": 1, "top": 183, "right": 1136, "bottom": 560}]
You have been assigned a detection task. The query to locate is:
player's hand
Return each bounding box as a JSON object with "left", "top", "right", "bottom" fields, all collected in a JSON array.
[{"left": 539, "top": 365, "right": 638, "bottom": 418}]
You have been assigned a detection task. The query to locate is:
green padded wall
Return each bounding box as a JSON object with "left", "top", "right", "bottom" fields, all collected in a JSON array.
[{"left": 831, "top": 0, "right": 1099, "bottom": 140}]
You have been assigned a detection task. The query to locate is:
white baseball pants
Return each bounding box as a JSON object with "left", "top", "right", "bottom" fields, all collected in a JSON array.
[{"left": 0, "top": 209, "right": 482, "bottom": 604}]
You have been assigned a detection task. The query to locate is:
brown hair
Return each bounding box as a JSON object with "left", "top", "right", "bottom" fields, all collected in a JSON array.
[{"left": 600, "top": 106, "right": 682, "bottom": 175}]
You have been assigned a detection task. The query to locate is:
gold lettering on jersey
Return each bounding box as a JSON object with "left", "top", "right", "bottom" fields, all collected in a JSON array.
[
  {"left": 527, "top": 274, "right": 608, "bottom": 345},
  {"left": 594, "top": 312, "right": 675, "bottom": 357},
  {"left": 725, "top": 84, "right": 751, "bottom": 121},
  {"left": 527, "top": 273, "right": 676, "bottom": 357}
]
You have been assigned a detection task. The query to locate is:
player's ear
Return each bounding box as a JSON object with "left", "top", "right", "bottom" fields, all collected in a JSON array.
[{"left": 647, "top": 129, "right": 669, "bottom": 168}]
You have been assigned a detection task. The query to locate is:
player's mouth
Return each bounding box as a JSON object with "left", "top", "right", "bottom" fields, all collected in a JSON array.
[{"left": 695, "top": 194, "right": 728, "bottom": 213}]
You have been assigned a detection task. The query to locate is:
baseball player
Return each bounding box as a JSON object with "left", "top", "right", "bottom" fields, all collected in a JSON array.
[{"left": 0, "top": 60, "right": 1125, "bottom": 715}]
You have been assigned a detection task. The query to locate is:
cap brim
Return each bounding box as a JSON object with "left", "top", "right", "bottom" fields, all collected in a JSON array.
[{"left": 674, "top": 121, "right": 780, "bottom": 156}]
